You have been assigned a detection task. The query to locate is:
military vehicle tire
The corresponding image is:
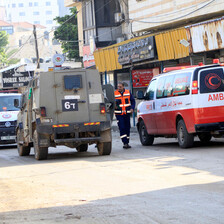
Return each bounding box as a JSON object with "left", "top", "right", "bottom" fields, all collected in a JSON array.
[
  {"left": 33, "top": 130, "right": 48, "bottom": 160},
  {"left": 76, "top": 144, "right": 88, "bottom": 152},
  {"left": 17, "top": 129, "right": 31, "bottom": 156},
  {"left": 97, "top": 142, "right": 111, "bottom": 155}
]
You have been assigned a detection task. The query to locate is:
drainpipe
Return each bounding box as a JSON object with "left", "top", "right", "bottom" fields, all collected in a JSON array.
[
  {"left": 130, "top": 66, "right": 135, "bottom": 127},
  {"left": 104, "top": 71, "right": 107, "bottom": 84}
]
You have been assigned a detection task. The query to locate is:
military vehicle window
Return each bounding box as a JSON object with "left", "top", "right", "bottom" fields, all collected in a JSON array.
[
  {"left": 64, "top": 75, "right": 82, "bottom": 90},
  {"left": 156, "top": 77, "right": 166, "bottom": 98},
  {"left": 173, "top": 73, "right": 191, "bottom": 96},
  {"left": 199, "top": 68, "right": 224, "bottom": 94}
]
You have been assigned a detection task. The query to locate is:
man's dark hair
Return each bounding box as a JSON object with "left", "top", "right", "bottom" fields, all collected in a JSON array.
[{"left": 118, "top": 82, "right": 125, "bottom": 87}]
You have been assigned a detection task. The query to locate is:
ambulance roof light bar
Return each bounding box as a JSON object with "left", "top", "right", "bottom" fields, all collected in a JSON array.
[{"left": 163, "top": 63, "right": 204, "bottom": 73}]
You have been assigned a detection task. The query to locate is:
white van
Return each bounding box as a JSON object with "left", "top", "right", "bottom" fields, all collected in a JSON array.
[
  {"left": 137, "top": 64, "right": 224, "bottom": 148},
  {"left": 0, "top": 93, "right": 21, "bottom": 144}
]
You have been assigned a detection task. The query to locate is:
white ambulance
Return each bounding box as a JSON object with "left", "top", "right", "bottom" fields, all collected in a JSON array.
[
  {"left": 0, "top": 93, "right": 21, "bottom": 144},
  {"left": 137, "top": 63, "right": 224, "bottom": 148}
]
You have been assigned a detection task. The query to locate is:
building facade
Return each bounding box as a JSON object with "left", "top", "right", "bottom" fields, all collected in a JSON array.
[
  {"left": 65, "top": 0, "right": 129, "bottom": 68},
  {"left": 3, "top": 0, "right": 70, "bottom": 28}
]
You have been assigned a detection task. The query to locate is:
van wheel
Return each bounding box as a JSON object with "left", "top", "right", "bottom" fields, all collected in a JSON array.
[
  {"left": 177, "top": 120, "right": 194, "bottom": 148},
  {"left": 198, "top": 133, "right": 212, "bottom": 143},
  {"left": 97, "top": 142, "right": 111, "bottom": 155},
  {"left": 76, "top": 144, "right": 88, "bottom": 152},
  {"left": 33, "top": 130, "right": 48, "bottom": 160},
  {"left": 139, "top": 120, "right": 154, "bottom": 146},
  {"left": 17, "top": 129, "right": 30, "bottom": 156}
]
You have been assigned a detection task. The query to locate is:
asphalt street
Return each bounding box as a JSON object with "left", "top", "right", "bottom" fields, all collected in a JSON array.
[{"left": 0, "top": 131, "right": 224, "bottom": 224}]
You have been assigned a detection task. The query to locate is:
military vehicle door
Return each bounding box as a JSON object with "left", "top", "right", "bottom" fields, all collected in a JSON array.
[
  {"left": 54, "top": 71, "right": 90, "bottom": 123},
  {"left": 103, "top": 84, "right": 115, "bottom": 121}
]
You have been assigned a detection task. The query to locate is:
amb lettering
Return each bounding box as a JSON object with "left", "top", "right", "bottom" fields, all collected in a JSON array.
[{"left": 208, "top": 93, "right": 224, "bottom": 101}]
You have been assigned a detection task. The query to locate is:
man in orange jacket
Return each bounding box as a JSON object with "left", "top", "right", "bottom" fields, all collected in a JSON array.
[{"left": 114, "top": 82, "right": 136, "bottom": 149}]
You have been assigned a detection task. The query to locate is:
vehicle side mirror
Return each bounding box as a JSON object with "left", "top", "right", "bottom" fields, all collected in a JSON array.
[
  {"left": 136, "top": 91, "right": 145, "bottom": 100},
  {"left": 14, "top": 99, "right": 21, "bottom": 109}
]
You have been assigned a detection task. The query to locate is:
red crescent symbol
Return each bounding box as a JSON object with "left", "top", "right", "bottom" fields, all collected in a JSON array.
[{"left": 208, "top": 76, "right": 216, "bottom": 86}]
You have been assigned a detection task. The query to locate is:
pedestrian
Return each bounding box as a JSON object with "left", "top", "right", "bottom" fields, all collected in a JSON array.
[{"left": 114, "top": 82, "right": 136, "bottom": 149}]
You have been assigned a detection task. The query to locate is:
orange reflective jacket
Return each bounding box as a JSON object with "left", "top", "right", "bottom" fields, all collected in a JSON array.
[{"left": 114, "top": 89, "right": 131, "bottom": 115}]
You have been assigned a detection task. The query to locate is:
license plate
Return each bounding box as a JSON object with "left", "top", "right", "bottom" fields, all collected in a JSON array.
[
  {"left": 1, "top": 136, "right": 16, "bottom": 140},
  {"left": 62, "top": 99, "right": 78, "bottom": 112}
]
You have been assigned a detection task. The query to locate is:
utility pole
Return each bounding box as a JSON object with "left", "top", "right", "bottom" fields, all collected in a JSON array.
[{"left": 33, "top": 25, "right": 40, "bottom": 69}]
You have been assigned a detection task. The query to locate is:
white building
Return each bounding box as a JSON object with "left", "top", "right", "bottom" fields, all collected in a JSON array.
[{"left": 2, "top": 0, "right": 70, "bottom": 28}]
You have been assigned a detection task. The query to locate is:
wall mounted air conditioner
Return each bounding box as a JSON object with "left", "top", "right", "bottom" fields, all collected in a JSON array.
[{"left": 114, "top": 12, "right": 124, "bottom": 24}]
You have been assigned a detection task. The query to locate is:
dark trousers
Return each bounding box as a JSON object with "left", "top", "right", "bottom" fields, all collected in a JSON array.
[{"left": 116, "top": 114, "right": 131, "bottom": 145}]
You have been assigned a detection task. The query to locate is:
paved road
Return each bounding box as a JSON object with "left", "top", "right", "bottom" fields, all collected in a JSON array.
[{"left": 0, "top": 132, "right": 224, "bottom": 224}]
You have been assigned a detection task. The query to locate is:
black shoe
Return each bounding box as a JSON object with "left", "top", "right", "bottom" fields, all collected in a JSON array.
[
  {"left": 123, "top": 144, "right": 131, "bottom": 149},
  {"left": 123, "top": 144, "right": 129, "bottom": 149}
]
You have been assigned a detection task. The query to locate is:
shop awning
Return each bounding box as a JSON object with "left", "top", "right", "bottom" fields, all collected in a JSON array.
[
  {"left": 155, "top": 27, "right": 189, "bottom": 61},
  {"left": 94, "top": 27, "right": 190, "bottom": 73},
  {"left": 94, "top": 34, "right": 152, "bottom": 73}
]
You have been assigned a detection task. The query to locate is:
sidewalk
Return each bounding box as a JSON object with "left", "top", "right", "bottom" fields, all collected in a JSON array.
[{"left": 111, "top": 119, "right": 138, "bottom": 133}]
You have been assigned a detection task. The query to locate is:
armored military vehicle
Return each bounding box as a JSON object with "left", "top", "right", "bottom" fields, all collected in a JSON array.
[{"left": 15, "top": 69, "right": 115, "bottom": 160}]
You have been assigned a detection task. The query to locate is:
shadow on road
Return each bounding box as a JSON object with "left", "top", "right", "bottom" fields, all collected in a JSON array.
[
  {"left": 0, "top": 181, "right": 224, "bottom": 224},
  {"left": 0, "top": 144, "right": 17, "bottom": 150}
]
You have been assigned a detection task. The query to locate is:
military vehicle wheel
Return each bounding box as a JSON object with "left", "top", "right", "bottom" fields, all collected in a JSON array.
[
  {"left": 76, "top": 144, "right": 88, "bottom": 152},
  {"left": 17, "top": 129, "right": 30, "bottom": 156},
  {"left": 33, "top": 130, "right": 48, "bottom": 160},
  {"left": 97, "top": 142, "right": 111, "bottom": 155}
]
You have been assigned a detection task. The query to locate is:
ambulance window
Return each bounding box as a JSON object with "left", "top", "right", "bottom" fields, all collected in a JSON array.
[
  {"left": 145, "top": 80, "right": 156, "bottom": 101},
  {"left": 164, "top": 75, "right": 175, "bottom": 97},
  {"left": 173, "top": 73, "right": 191, "bottom": 96},
  {"left": 199, "top": 68, "right": 224, "bottom": 94},
  {"left": 156, "top": 77, "right": 166, "bottom": 98}
]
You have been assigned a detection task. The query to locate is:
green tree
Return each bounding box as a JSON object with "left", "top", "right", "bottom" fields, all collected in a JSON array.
[
  {"left": 54, "top": 7, "right": 80, "bottom": 60},
  {"left": 0, "top": 31, "right": 9, "bottom": 67}
]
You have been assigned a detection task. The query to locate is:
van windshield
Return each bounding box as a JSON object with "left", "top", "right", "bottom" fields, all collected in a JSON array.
[
  {"left": 200, "top": 68, "right": 224, "bottom": 94},
  {"left": 0, "top": 95, "right": 21, "bottom": 112}
]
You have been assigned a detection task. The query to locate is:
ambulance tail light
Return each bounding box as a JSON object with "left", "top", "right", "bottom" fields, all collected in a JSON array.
[
  {"left": 213, "top": 59, "right": 220, "bottom": 64},
  {"left": 40, "top": 107, "right": 47, "bottom": 117},
  {"left": 100, "top": 103, "right": 106, "bottom": 114},
  {"left": 192, "top": 81, "right": 198, "bottom": 94}
]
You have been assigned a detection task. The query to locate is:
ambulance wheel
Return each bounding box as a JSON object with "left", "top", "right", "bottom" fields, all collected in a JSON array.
[
  {"left": 97, "top": 142, "right": 111, "bottom": 155},
  {"left": 33, "top": 130, "right": 48, "bottom": 160},
  {"left": 177, "top": 119, "right": 194, "bottom": 148},
  {"left": 76, "top": 144, "right": 88, "bottom": 152},
  {"left": 198, "top": 133, "right": 212, "bottom": 143},
  {"left": 17, "top": 129, "right": 30, "bottom": 156},
  {"left": 139, "top": 120, "right": 154, "bottom": 146}
]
